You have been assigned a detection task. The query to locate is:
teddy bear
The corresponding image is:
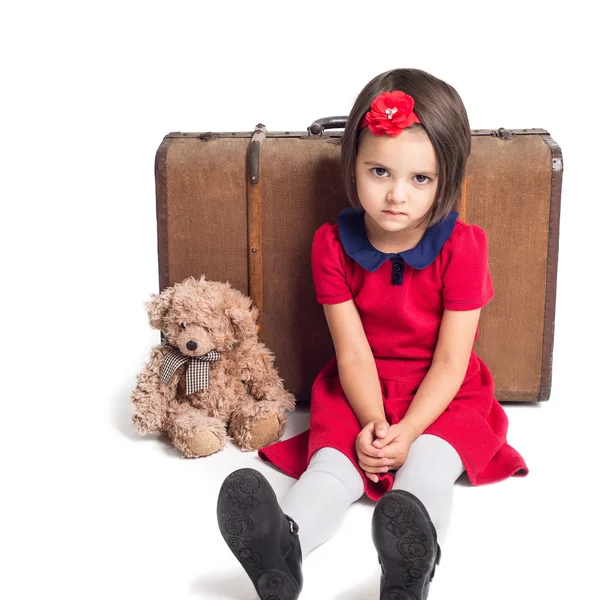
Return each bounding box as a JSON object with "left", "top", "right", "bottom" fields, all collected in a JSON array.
[{"left": 130, "top": 275, "right": 296, "bottom": 457}]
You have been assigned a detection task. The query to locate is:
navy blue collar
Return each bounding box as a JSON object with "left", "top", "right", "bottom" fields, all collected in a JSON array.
[{"left": 337, "top": 207, "right": 458, "bottom": 272}]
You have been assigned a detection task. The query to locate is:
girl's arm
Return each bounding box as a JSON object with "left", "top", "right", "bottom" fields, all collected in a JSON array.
[
  {"left": 400, "top": 307, "right": 483, "bottom": 438},
  {"left": 323, "top": 299, "right": 385, "bottom": 428}
]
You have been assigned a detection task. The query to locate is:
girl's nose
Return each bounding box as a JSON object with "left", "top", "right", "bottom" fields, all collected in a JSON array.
[{"left": 387, "top": 180, "right": 409, "bottom": 203}]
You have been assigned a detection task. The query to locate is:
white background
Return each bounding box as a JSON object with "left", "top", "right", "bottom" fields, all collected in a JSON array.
[{"left": 2, "top": 1, "right": 598, "bottom": 599}]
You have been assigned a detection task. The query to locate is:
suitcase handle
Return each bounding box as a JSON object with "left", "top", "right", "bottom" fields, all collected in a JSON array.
[{"left": 309, "top": 116, "right": 348, "bottom": 135}]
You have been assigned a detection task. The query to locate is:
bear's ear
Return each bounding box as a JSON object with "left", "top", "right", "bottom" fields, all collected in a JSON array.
[
  {"left": 223, "top": 288, "right": 259, "bottom": 341},
  {"left": 226, "top": 306, "right": 260, "bottom": 341},
  {"left": 144, "top": 287, "right": 175, "bottom": 330}
]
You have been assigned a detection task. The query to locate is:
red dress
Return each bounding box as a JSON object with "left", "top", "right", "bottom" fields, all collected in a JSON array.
[{"left": 259, "top": 207, "right": 529, "bottom": 501}]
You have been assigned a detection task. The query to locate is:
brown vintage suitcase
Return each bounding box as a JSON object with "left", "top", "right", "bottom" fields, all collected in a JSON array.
[{"left": 154, "top": 120, "right": 562, "bottom": 403}]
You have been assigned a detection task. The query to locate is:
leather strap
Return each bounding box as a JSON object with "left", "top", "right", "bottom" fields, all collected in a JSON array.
[
  {"left": 457, "top": 177, "right": 467, "bottom": 222},
  {"left": 247, "top": 124, "right": 266, "bottom": 342}
]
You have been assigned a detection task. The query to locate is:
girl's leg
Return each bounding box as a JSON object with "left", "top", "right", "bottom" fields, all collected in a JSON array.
[
  {"left": 391, "top": 433, "right": 465, "bottom": 545},
  {"left": 280, "top": 446, "right": 364, "bottom": 558}
]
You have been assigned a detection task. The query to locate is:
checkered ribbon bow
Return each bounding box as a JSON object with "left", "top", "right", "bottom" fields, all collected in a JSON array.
[{"left": 159, "top": 346, "right": 221, "bottom": 395}]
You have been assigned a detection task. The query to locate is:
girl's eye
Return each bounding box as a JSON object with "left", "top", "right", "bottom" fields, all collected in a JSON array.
[
  {"left": 414, "top": 174, "right": 431, "bottom": 185},
  {"left": 371, "top": 167, "right": 389, "bottom": 178}
]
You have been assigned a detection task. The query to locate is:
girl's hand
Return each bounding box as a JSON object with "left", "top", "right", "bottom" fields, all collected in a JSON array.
[
  {"left": 370, "top": 420, "right": 419, "bottom": 472},
  {"left": 355, "top": 419, "right": 391, "bottom": 483}
]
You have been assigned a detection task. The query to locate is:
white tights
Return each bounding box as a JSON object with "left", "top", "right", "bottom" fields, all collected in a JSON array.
[{"left": 279, "top": 434, "right": 465, "bottom": 558}]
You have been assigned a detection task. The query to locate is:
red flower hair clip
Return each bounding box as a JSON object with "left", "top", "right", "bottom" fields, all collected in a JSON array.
[{"left": 359, "top": 90, "right": 421, "bottom": 137}]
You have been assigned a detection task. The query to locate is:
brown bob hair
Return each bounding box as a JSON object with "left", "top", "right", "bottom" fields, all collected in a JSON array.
[{"left": 341, "top": 68, "right": 471, "bottom": 228}]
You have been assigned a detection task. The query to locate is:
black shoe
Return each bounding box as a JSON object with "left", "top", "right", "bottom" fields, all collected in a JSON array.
[
  {"left": 217, "top": 468, "right": 303, "bottom": 600},
  {"left": 372, "top": 490, "right": 441, "bottom": 600}
]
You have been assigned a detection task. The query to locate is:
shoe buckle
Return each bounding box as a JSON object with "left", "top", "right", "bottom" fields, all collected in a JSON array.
[{"left": 287, "top": 517, "right": 298, "bottom": 534}]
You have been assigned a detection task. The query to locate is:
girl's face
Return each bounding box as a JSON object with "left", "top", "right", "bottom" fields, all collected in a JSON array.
[{"left": 355, "top": 127, "right": 439, "bottom": 250}]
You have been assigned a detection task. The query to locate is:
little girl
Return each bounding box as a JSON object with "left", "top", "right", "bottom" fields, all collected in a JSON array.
[{"left": 216, "top": 67, "right": 529, "bottom": 600}]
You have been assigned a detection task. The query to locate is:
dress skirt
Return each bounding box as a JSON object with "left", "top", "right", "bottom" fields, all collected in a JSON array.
[{"left": 258, "top": 355, "right": 529, "bottom": 501}]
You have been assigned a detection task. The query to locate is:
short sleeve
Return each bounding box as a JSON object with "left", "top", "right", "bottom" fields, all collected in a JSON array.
[
  {"left": 442, "top": 224, "right": 495, "bottom": 310},
  {"left": 311, "top": 224, "right": 354, "bottom": 304}
]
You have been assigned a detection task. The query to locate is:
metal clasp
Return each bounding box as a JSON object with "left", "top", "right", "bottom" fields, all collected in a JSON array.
[{"left": 491, "top": 127, "right": 513, "bottom": 140}]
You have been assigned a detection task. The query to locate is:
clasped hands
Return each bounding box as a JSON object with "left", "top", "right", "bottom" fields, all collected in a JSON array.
[{"left": 355, "top": 419, "right": 418, "bottom": 483}]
